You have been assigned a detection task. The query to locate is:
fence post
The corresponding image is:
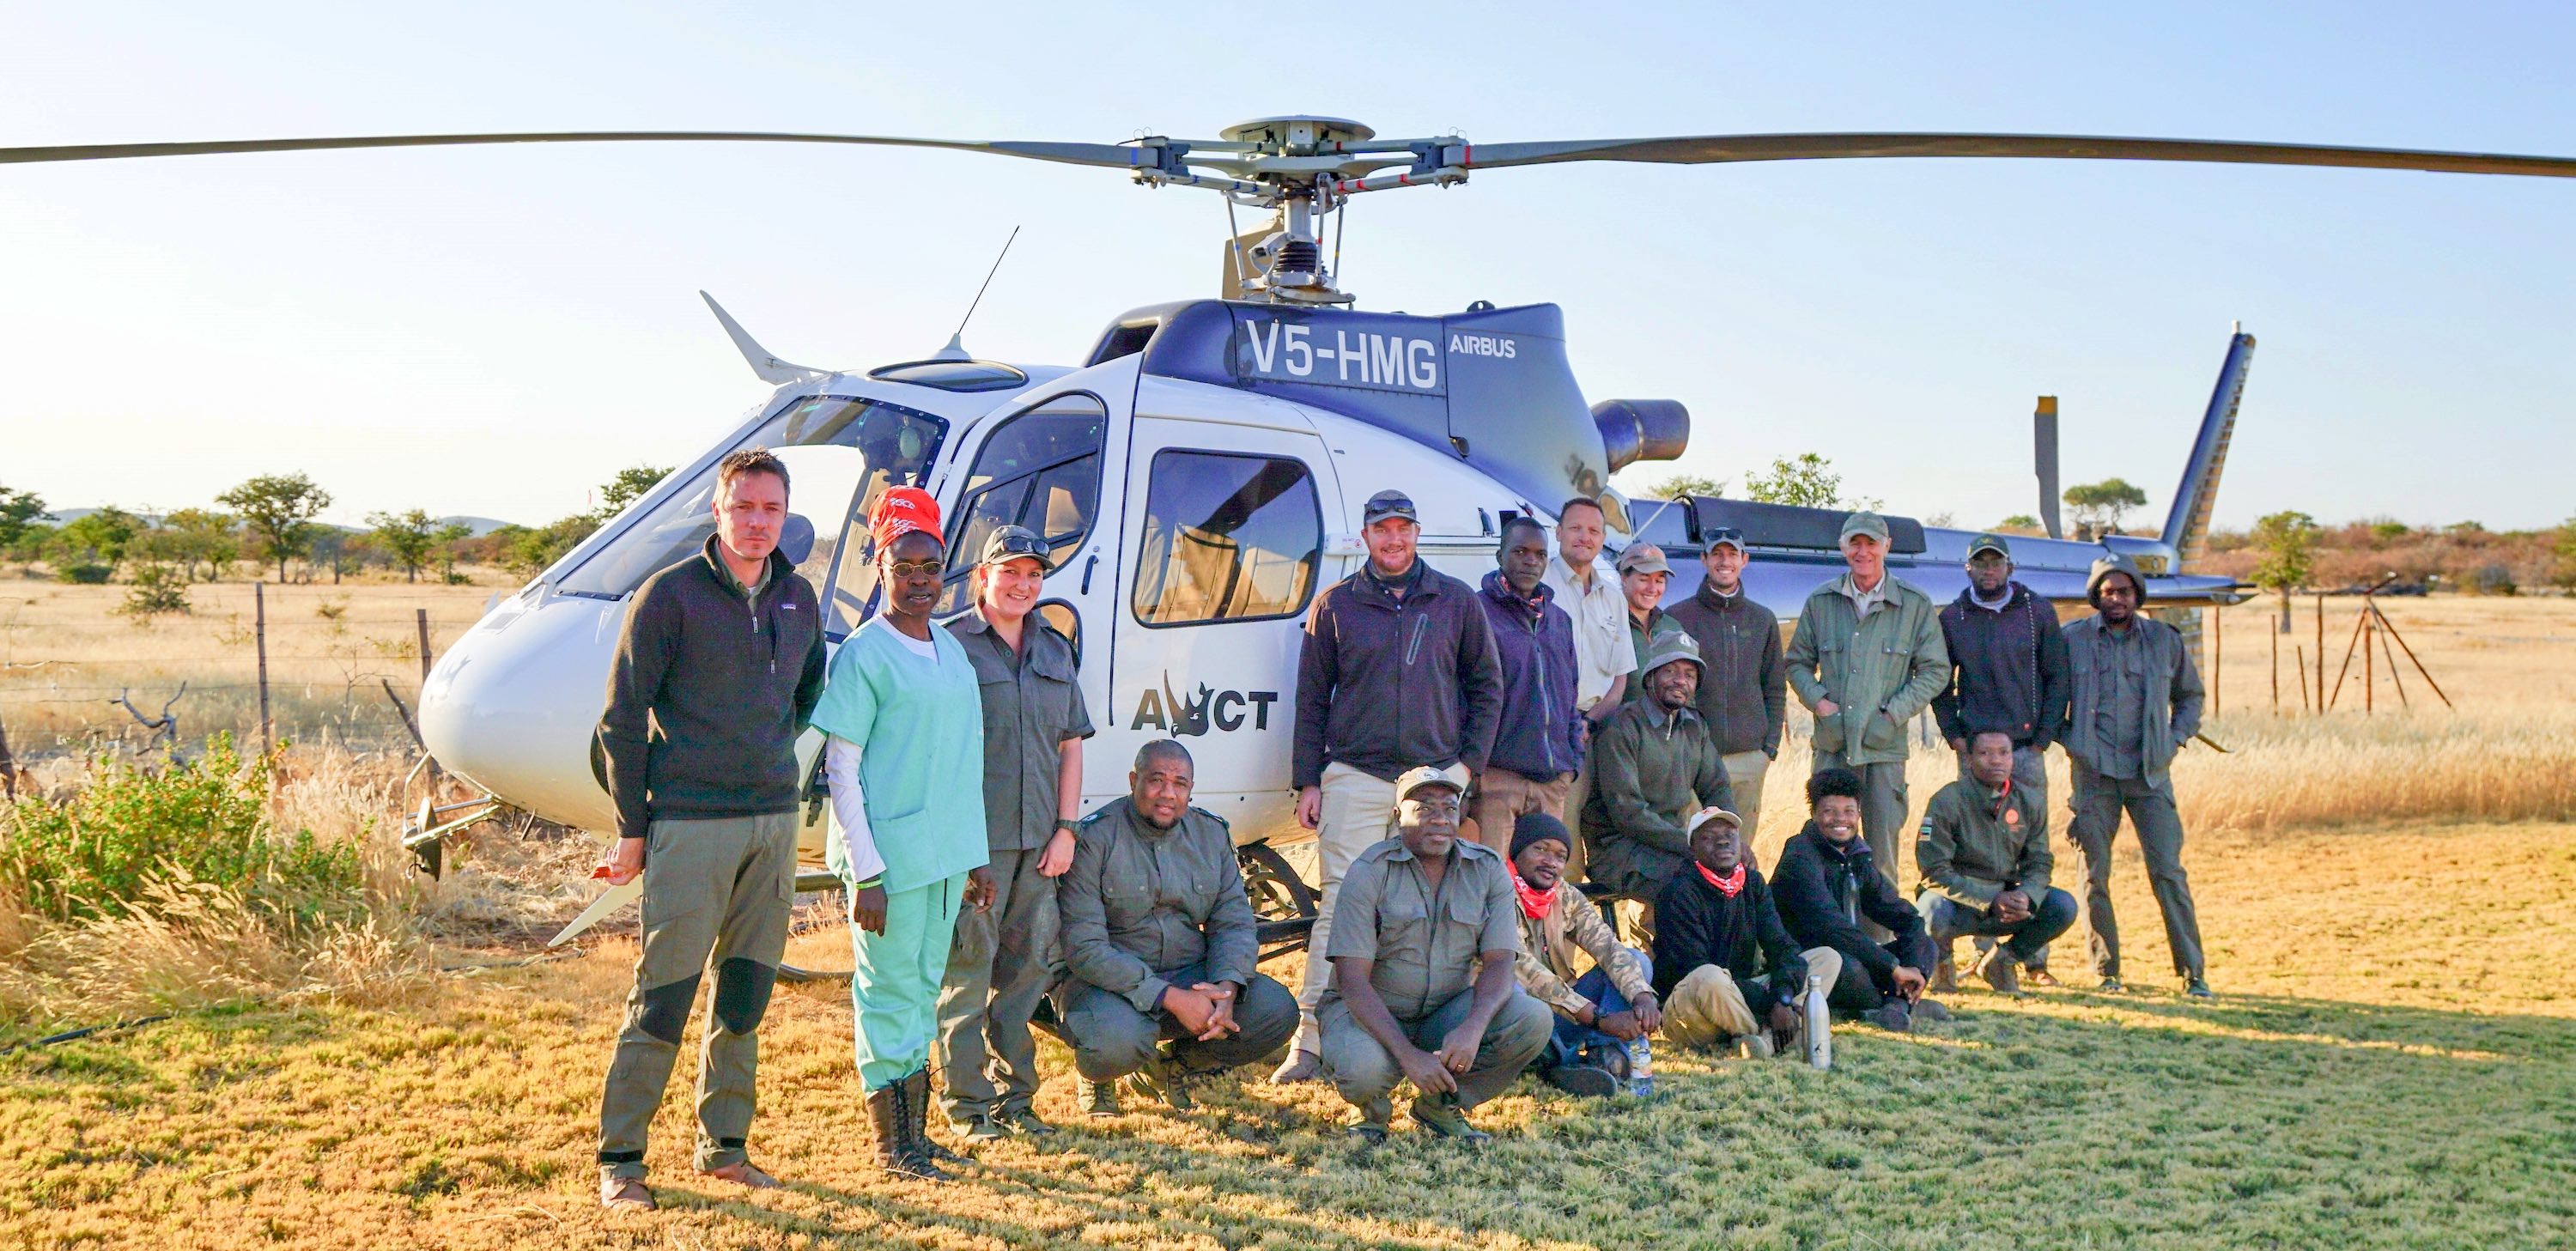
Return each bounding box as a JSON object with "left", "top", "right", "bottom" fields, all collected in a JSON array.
[
  {"left": 2313, "top": 593, "right": 2325, "bottom": 715},
  {"left": 255, "top": 581, "right": 273, "bottom": 759}
]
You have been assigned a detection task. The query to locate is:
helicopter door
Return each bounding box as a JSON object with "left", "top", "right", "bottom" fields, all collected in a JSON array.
[{"left": 1109, "top": 414, "right": 1339, "bottom": 838}]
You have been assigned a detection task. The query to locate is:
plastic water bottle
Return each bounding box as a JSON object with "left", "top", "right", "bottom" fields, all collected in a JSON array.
[
  {"left": 1624, "top": 1035, "right": 1653, "bottom": 1097},
  {"left": 1801, "top": 973, "right": 1832, "bottom": 1071}
]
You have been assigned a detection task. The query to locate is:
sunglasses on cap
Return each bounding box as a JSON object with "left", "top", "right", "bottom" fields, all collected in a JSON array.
[{"left": 984, "top": 529, "right": 1053, "bottom": 567}]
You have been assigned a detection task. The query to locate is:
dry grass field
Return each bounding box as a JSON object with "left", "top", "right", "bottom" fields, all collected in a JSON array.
[{"left": 3, "top": 588, "right": 2574, "bottom": 1249}]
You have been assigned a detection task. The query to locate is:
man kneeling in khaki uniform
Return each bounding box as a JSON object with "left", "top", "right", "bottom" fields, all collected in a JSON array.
[
  {"left": 1653, "top": 807, "right": 1839, "bottom": 1057},
  {"left": 1321, "top": 767, "right": 1553, "bottom": 1145}
]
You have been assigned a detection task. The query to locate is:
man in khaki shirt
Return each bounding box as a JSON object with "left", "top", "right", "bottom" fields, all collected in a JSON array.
[
  {"left": 1543, "top": 496, "right": 1633, "bottom": 883},
  {"left": 1320, "top": 767, "right": 1553, "bottom": 1145},
  {"left": 1506, "top": 814, "right": 1660, "bottom": 1097}
]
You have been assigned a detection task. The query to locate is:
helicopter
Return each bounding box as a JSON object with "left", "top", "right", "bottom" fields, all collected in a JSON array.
[{"left": 15, "top": 117, "right": 2573, "bottom": 958}]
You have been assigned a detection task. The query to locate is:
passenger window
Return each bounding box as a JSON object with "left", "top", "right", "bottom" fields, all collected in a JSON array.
[
  {"left": 1131, "top": 451, "right": 1321, "bottom": 627},
  {"left": 936, "top": 395, "right": 1108, "bottom": 615}
]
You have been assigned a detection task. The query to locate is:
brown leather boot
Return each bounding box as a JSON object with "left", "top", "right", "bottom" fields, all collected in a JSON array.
[{"left": 870, "top": 1082, "right": 945, "bottom": 1181}]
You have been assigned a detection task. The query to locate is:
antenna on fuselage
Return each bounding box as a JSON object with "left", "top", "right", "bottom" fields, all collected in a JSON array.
[{"left": 937, "top": 224, "right": 1019, "bottom": 361}]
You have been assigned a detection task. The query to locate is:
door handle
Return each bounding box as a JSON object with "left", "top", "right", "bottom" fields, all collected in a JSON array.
[{"left": 1081, "top": 554, "right": 1098, "bottom": 594}]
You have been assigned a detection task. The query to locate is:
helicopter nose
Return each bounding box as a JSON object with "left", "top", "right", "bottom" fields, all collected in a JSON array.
[{"left": 420, "top": 592, "right": 625, "bottom": 832}]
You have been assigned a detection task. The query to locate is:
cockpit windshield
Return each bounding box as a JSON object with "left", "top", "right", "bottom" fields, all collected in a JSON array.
[{"left": 551, "top": 396, "right": 946, "bottom": 630}]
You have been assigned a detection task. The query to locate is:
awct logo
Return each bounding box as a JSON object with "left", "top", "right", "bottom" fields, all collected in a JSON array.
[{"left": 1129, "top": 672, "right": 1280, "bottom": 738}]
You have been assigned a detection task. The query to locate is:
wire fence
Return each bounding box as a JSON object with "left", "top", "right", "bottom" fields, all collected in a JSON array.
[{"left": 0, "top": 589, "right": 472, "bottom": 769}]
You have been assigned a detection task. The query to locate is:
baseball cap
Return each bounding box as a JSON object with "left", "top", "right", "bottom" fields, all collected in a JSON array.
[
  {"left": 1838, "top": 511, "right": 1891, "bottom": 544},
  {"left": 1394, "top": 764, "right": 1466, "bottom": 800},
  {"left": 1687, "top": 805, "right": 1743, "bottom": 835},
  {"left": 1703, "top": 526, "right": 1748, "bottom": 555},
  {"left": 1639, "top": 632, "right": 1704, "bottom": 677},
  {"left": 1362, "top": 490, "right": 1419, "bottom": 526},
  {"left": 1965, "top": 532, "right": 2012, "bottom": 561},
  {"left": 978, "top": 525, "right": 1054, "bottom": 572},
  {"left": 1615, "top": 544, "right": 1672, "bottom": 575}
]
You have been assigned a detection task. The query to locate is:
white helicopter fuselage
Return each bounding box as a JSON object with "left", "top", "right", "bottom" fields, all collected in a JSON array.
[{"left": 419, "top": 343, "right": 1535, "bottom": 866}]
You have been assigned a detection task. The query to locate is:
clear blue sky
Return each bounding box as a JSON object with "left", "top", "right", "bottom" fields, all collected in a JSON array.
[{"left": 5, "top": 2, "right": 2572, "bottom": 531}]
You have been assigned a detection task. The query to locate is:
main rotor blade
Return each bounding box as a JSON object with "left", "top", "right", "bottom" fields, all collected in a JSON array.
[
  {"left": 1457, "top": 132, "right": 2576, "bottom": 179},
  {"left": 0, "top": 130, "right": 1153, "bottom": 170}
]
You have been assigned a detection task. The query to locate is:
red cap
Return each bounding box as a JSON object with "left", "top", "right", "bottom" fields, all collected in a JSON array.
[{"left": 871, "top": 487, "right": 942, "bottom": 553}]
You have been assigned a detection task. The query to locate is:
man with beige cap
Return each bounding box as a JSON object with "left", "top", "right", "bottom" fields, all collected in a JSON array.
[
  {"left": 1784, "top": 511, "right": 1950, "bottom": 903},
  {"left": 1653, "top": 806, "right": 1838, "bottom": 1056}
]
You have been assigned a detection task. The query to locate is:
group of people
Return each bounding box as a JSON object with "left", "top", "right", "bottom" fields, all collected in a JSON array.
[{"left": 586, "top": 450, "right": 2212, "bottom": 1209}]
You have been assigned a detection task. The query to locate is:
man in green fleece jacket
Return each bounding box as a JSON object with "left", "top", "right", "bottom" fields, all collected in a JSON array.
[
  {"left": 1784, "top": 512, "right": 1950, "bottom": 901},
  {"left": 592, "top": 449, "right": 827, "bottom": 1211}
]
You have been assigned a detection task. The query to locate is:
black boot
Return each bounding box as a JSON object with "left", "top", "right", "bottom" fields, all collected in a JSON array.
[
  {"left": 870, "top": 1082, "right": 945, "bottom": 1181},
  {"left": 904, "top": 1069, "right": 966, "bottom": 1167}
]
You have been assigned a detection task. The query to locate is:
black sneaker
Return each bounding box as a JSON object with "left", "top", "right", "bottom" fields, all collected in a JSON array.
[
  {"left": 2185, "top": 977, "right": 2216, "bottom": 999},
  {"left": 1910, "top": 998, "right": 1953, "bottom": 1023},
  {"left": 1863, "top": 1002, "right": 1913, "bottom": 1033},
  {"left": 1543, "top": 1063, "right": 1621, "bottom": 1098},
  {"left": 1346, "top": 1122, "right": 1388, "bottom": 1148}
]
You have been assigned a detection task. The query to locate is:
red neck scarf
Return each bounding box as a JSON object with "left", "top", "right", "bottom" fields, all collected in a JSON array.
[
  {"left": 1696, "top": 860, "right": 1747, "bottom": 897},
  {"left": 1511, "top": 868, "right": 1557, "bottom": 920}
]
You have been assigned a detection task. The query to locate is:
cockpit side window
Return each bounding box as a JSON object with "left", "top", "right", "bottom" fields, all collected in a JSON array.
[
  {"left": 552, "top": 396, "right": 945, "bottom": 635},
  {"left": 933, "top": 393, "right": 1109, "bottom": 616}
]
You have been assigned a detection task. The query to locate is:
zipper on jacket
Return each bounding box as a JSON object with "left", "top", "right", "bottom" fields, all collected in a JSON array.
[{"left": 1403, "top": 610, "right": 1431, "bottom": 666}]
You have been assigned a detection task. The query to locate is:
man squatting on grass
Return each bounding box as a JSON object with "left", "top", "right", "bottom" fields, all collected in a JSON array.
[
  {"left": 814, "top": 488, "right": 996, "bottom": 1182},
  {"left": 936, "top": 525, "right": 1094, "bottom": 1144},
  {"left": 1056, "top": 739, "right": 1298, "bottom": 1113},
  {"left": 1321, "top": 766, "right": 1554, "bottom": 1144},
  {"left": 593, "top": 449, "right": 826, "bottom": 1212},
  {"left": 1654, "top": 806, "right": 1838, "bottom": 1057},
  {"left": 1915, "top": 732, "right": 2079, "bottom": 997},
  {"left": 1769, "top": 768, "right": 1949, "bottom": 1033}
]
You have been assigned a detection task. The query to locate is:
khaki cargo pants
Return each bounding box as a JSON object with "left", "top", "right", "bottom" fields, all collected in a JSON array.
[
  {"left": 597, "top": 812, "right": 796, "bottom": 1181},
  {"left": 1292, "top": 761, "right": 1468, "bottom": 1053},
  {"left": 934, "top": 845, "right": 1060, "bottom": 1125},
  {"left": 1663, "top": 947, "right": 1843, "bottom": 1046}
]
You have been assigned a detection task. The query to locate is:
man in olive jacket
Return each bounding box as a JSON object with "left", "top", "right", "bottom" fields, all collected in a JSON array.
[
  {"left": 1582, "top": 633, "right": 1735, "bottom": 907},
  {"left": 1916, "top": 732, "right": 2077, "bottom": 995},
  {"left": 1784, "top": 512, "right": 1951, "bottom": 896},
  {"left": 2059, "top": 553, "right": 2212, "bottom": 997}
]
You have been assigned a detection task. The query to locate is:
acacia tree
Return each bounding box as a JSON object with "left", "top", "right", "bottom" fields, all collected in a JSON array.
[
  {"left": 161, "top": 507, "right": 240, "bottom": 581},
  {"left": 2251, "top": 509, "right": 2318, "bottom": 631},
  {"left": 594, "top": 465, "right": 672, "bottom": 520},
  {"left": 0, "top": 484, "right": 46, "bottom": 555},
  {"left": 58, "top": 507, "right": 142, "bottom": 576},
  {"left": 1643, "top": 472, "right": 1727, "bottom": 501},
  {"left": 216, "top": 473, "right": 333, "bottom": 581},
  {"left": 368, "top": 508, "right": 447, "bottom": 583},
  {"left": 2063, "top": 477, "right": 2149, "bottom": 538}
]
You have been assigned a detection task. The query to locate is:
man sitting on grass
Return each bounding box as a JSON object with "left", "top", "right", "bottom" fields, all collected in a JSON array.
[
  {"left": 1055, "top": 739, "right": 1298, "bottom": 1115},
  {"left": 1321, "top": 766, "right": 1553, "bottom": 1145},
  {"left": 1654, "top": 807, "right": 1838, "bottom": 1057},
  {"left": 1770, "top": 767, "right": 1948, "bottom": 1031},
  {"left": 1505, "top": 813, "right": 1661, "bottom": 1096},
  {"left": 1915, "top": 732, "right": 2078, "bottom": 994}
]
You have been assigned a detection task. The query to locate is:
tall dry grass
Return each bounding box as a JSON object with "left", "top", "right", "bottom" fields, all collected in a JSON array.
[{"left": 0, "top": 743, "right": 435, "bottom": 1034}]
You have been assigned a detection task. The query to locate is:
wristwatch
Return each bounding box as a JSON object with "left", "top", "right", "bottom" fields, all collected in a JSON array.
[{"left": 1053, "top": 818, "right": 1080, "bottom": 835}]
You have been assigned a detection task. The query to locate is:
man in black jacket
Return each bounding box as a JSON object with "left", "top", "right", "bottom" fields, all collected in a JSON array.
[
  {"left": 592, "top": 448, "right": 827, "bottom": 1211},
  {"left": 1770, "top": 768, "right": 1947, "bottom": 1033},
  {"left": 1929, "top": 533, "right": 2071, "bottom": 987},
  {"left": 1654, "top": 808, "right": 1837, "bottom": 1057},
  {"left": 1662, "top": 527, "right": 1786, "bottom": 833},
  {"left": 1276, "top": 489, "right": 1506, "bottom": 1084}
]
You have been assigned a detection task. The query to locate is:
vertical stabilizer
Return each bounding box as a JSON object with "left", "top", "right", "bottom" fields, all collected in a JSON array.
[
  {"left": 2161, "top": 327, "right": 2257, "bottom": 562},
  {"left": 700, "top": 291, "right": 823, "bottom": 384},
  {"left": 2034, "top": 396, "right": 2063, "bottom": 539}
]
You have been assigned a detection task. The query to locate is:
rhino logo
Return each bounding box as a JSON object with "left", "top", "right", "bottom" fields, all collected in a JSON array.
[
  {"left": 1127, "top": 674, "right": 1282, "bottom": 736},
  {"left": 1164, "top": 674, "right": 1216, "bottom": 738}
]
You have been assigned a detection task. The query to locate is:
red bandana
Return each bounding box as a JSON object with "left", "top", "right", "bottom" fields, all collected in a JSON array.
[
  {"left": 1696, "top": 861, "right": 1747, "bottom": 897},
  {"left": 871, "top": 487, "right": 942, "bottom": 553},
  {"left": 1511, "top": 868, "right": 1557, "bottom": 920}
]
